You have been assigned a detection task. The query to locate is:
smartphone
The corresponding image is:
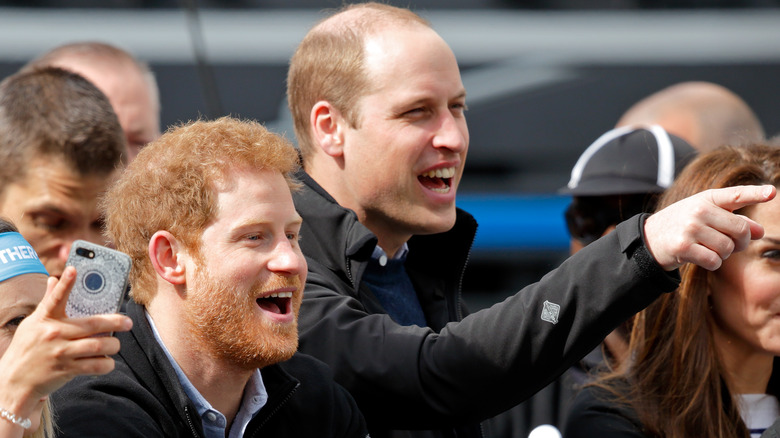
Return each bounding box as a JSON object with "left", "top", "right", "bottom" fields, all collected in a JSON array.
[{"left": 64, "top": 240, "right": 132, "bottom": 319}]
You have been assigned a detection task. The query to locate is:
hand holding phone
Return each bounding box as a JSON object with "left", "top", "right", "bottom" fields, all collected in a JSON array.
[{"left": 64, "top": 240, "right": 131, "bottom": 318}]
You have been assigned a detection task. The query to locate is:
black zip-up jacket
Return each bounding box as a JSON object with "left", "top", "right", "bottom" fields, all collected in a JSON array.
[
  {"left": 293, "top": 171, "right": 680, "bottom": 438},
  {"left": 52, "top": 300, "right": 369, "bottom": 437}
]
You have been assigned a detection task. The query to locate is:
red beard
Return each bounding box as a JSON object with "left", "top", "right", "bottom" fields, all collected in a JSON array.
[{"left": 183, "top": 269, "right": 302, "bottom": 370}]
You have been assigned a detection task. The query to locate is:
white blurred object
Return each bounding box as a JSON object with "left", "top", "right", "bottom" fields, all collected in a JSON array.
[{"left": 528, "top": 424, "right": 562, "bottom": 438}]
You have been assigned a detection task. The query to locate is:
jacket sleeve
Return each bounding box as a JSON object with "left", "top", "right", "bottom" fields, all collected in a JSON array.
[{"left": 297, "top": 214, "right": 679, "bottom": 430}]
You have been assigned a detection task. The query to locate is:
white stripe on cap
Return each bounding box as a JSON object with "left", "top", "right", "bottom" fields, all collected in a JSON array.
[
  {"left": 648, "top": 124, "right": 675, "bottom": 188},
  {"left": 567, "top": 125, "right": 636, "bottom": 190},
  {"left": 567, "top": 124, "right": 676, "bottom": 190}
]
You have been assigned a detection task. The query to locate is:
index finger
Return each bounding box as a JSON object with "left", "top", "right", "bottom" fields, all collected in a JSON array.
[
  {"left": 36, "top": 266, "right": 77, "bottom": 319},
  {"left": 708, "top": 184, "right": 776, "bottom": 212}
]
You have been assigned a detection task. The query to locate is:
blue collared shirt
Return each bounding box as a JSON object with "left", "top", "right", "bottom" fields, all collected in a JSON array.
[
  {"left": 146, "top": 312, "right": 268, "bottom": 438},
  {"left": 371, "top": 243, "right": 409, "bottom": 266}
]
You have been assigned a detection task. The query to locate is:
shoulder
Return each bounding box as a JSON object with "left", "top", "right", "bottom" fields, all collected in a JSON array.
[
  {"left": 263, "top": 353, "right": 368, "bottom": 437},
  {"left": 563, "top": 383, "right": 648, "bottom": 438},
  {"left": 51, "top": 360, "right": 172, "bottom": 437},
  {"left": 273, "top": 352, "right": 342, "bottom": 395}
]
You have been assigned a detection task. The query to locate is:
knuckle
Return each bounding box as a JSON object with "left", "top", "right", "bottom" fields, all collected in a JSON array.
[
  {"left": 689, "top": 203, "right": 709, "bottom": 219},
  {"left": 51, "top": 344, "right": 68, "bottom": 361},
  {"left": 82, "top": 317, "right": 103, "bottom": 334},
  {"left": 40, "top": 324, "right": 64, "bottom": 342},
  {"left": 86, "top": 358, "right": 116, "bottom": 376},
  {"left": 87, "top": 339, "right": 107, "bottom": 356},
  {"left": 103, "top": 338, "right": 121, "bottom": 356},
  {"left": 720, "top": 239, "right": 736, "bottom": 259}
]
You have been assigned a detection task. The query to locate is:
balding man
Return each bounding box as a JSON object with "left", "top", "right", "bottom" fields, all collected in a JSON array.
[
  {"left": 616, "top": 81, "right": 765, "bottom": 151},
  {"left": 23, "top": 41, "right": 161, "bottom": 162}
]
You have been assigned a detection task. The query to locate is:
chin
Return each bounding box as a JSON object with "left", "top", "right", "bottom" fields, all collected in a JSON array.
[{"left": 416, "top": 212, "right": 457, "bottom": 235}]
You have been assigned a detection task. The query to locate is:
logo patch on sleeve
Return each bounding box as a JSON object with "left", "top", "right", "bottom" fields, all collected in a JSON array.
[{"left": 541, "top": 300, "right": 560, "bottom": 324}]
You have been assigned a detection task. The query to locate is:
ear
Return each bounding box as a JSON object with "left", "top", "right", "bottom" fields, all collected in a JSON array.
[
  {"left": 310, "top": 100, "right": 346, "bottom": 157},
  {"left": 149, "top": 231, "right": 187, "bottom": 285}
]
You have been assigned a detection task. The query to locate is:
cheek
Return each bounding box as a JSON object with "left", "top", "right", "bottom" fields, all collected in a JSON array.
[{"left": 0, "top": 338, "right": 10, "bottom": 357}]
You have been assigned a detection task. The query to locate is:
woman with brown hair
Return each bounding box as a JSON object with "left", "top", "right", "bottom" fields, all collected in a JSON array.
[
  {"left": 0, "top": 218, "right": 131, "bottom": 438},
  {"left": 563, "top": 144, "right": 780, "bottom": 438}
]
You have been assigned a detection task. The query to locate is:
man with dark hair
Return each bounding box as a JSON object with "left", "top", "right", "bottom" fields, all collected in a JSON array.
[
  {"left": 23, "top": 41, "right": 161, "bottom": 162},
  {"left": 52, "top": 117, "right": 368, "bottom": 438},
  {"left": 286, "top": 3, "right": 775, "bottom": 437},
  {"left": 0, "top": 66, "right": 126, "bottom": 277}
]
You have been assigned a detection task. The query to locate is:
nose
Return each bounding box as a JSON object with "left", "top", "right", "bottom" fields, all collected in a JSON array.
[
  {"left": 432, "top": 112, "right": 468, "bottom": 153},
  {"left": 58, "top": 241, "right": 73, "bottom": 264},
  {"left": 57, "top": 226, "right": 105, "bottom": 264},
  {"left": 267, "top": 239, "right": 304, "bottom": 276}
]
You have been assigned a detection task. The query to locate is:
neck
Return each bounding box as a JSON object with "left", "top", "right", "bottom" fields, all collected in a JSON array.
[
  {"left": 146, "top": 298, "right": 253, "bottom": 426},
  {"left": 305, "top": 162, "right": 411, "bottom": 257},
  {"left": 714, "top": 329, "right": 774, "bottom": 394}
]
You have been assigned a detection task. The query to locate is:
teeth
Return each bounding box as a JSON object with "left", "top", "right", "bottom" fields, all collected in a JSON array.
[
  {"left": 421, "top": 167, "right": 455, "bottom": 179},
  {"left": 266, "top": 292, "right": 293, "bottom": 299}
]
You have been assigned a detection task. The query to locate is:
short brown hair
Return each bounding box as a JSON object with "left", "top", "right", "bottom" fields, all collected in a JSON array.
[
  {"left": 103, "top": 117, "right": 300, "bottom": 304},
  {"left": 0, "top": 67, "right": 126, "bottom": 191},
  {"left": 287, "top": 2, "right": 429, "bottom": 161}
]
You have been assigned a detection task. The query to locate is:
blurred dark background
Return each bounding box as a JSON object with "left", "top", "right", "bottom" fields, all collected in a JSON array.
[{"left": 1, "top": 0, "right": 779, "bottom": 307}]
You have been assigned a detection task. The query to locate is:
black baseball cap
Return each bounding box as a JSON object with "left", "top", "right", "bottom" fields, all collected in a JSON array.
[{"left": 560, "top": 125, "right": 697, "bottom": 196}]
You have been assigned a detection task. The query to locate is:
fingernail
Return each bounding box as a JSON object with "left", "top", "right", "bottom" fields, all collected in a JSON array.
[{"left": 764, "top": 185, "right": 774, "bottom": 198}]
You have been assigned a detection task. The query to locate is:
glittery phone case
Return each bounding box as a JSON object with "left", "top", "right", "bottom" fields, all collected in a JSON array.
[{"left": 64, "top": 240, "right": 131, "bottom": 318}]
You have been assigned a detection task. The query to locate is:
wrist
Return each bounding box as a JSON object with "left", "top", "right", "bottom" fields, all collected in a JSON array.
[
  {"left": 0, "top": 375, "right": 40, "bottom": 422},
  {"left": 0, "top": 406, "right": 31, "bottom": 430}
]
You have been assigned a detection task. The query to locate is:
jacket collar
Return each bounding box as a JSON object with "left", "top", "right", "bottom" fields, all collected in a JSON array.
[
  {"left": 292, "top": 170, "right": 477, "bottom": 296},
  {"left": 120, "top": 300, "right": 301, "bottom": 437}
]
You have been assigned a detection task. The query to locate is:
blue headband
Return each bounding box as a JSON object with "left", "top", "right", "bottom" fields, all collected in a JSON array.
[{"left": 0, "top": 232, "right": 48, "bottom": 283}]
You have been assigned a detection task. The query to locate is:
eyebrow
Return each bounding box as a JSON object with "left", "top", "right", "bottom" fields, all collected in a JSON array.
[
  {"left": 763, "top": 236, "right": 780, "bottom": 244},
  {"left": 235, "top": 216, "right": 303, "bottom": 230},
  {"left": 23, "top": 202, "right": 70, "bottom": 217},
  {"left": 1, "top": 303, "right": 38, "bottom": 317}
]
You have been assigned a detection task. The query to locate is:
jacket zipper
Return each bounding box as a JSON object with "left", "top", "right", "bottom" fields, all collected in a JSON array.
[
  {"left": 455, "top": 224, "right": 476, "bottom": 322},
  {"left": 249, "top": 382, "right": 300, "bottom": 436},
  {"left": 184, "top": 406, "right": 202, "bottom": 438}
]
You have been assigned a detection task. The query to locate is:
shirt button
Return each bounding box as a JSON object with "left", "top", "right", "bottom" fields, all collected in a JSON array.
[
  {"left": 206, "top": 412, "right": 217, "bottom": 422},
  {"left": 379, "top": 254, "right": 388, "bottom": 266}
]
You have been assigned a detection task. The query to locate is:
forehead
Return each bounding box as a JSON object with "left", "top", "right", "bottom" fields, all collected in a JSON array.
[
  {"left": 52, "top": 57, "right": 154, "bottom": 110},
  {"left": 0, "top": 274, "right": 47, "bottom": 309},
  {"left": 2, "top": 157, "right": 115, "bottom": 204},
  {"left": 362, "top": 25, "right": 463, "bottom": 97},
  {"left": 211, "top": 168, "right": 297, "bottom": 216},
  {"left": 747, "top": 194, "right": 780, "bottom": 227}
]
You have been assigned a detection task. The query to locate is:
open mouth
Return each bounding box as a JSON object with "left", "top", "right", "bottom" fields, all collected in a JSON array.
[
  {"left": 418, "top": 167, "right": 455, "bottom": 194},
  {"left": 256, "top": 291, "right": 293, "bottom": 315}
]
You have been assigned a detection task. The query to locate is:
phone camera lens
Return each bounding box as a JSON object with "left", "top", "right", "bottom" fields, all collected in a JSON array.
[
  {"left": 84, "top": 272, "right": 105, "bottom": 293},
  {"left": 76, "top": 247, "right": 95, "bottom": 259}
]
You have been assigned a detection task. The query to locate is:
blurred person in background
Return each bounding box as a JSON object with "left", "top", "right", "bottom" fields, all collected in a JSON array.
[
  {"left": 616, "top": 81, "right": 765, "bottom": 152},
  {"left": 22, "top": 41, "right": 161, "bottom": 162},
  {"left": 564, "top": 144, "right": 780, "bottom": 438},
  {"left": 286, "top": 2, "right": 775, "bottom": 437},
  {"left": 518, "top": 125, "right": 696, "bottom": 437},
  {"left": 0, "top": 217, "right": 131, "bottom": 438},
  {"left": 561, "top": 125, "right": 696, "bottom": 368},
  {"left": 0, "top": 67, "right": 126, "bottom": 278}
]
